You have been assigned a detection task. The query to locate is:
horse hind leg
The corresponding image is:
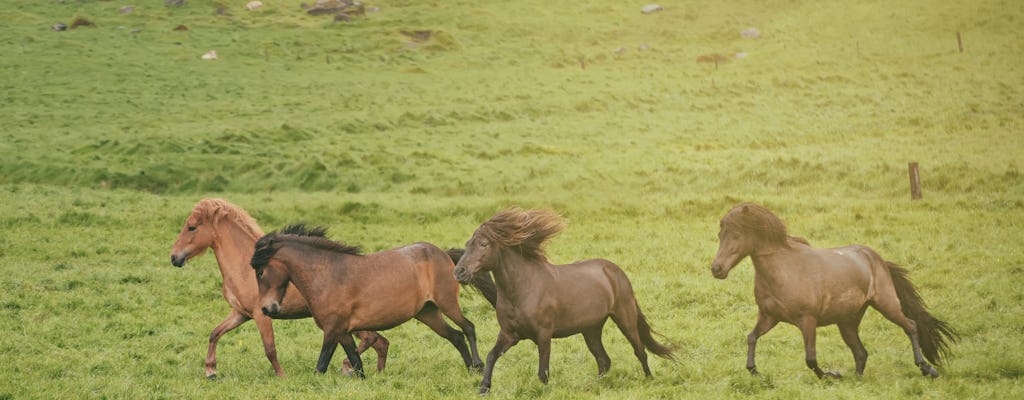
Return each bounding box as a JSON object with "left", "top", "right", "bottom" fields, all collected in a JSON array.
[
  {"left": 415, "top": 303, "right": 474, "bottom": 370},
  {"left": 434, "top": 296, "right": 483, "bottom": 371},
  {"left": 342, "top": 331, "right": 390, "bottom": 374},
  {"left": 582, "top": 325, "right": 611, "bottom": 376},
  {"left": 870, "top": 297, "right": 939, "bottom": 378},
  {"left": 610, "top": 312, "right": 651, "bottom": 377},
  {"left": 837, "top": 320, "right": 868, "bottom": 376}
]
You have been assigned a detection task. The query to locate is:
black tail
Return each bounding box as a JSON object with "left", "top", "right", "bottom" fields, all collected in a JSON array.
[
  {"left": 888, "top": 262, "right": 959, "bottom": 365},
  {"left": 637, "top": 309, "right": 675, "bottom": 361},
  {"left": 447, "top": 248, "right": 498, "bottom": 308}
]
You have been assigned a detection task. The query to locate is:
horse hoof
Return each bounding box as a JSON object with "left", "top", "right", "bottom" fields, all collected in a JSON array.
[
  {"left": 825, "top": 371, "right": 842, "bottom": 379},
  {"left": 471, "top": 363, "right": 485, "bottom": 374},
  {"left": 748, "top": 367, "right": 759, "bottom": 376},
  {"left": 923, "top": 366, "right": 939, "bottom": 378},
  {"left": 206, "top": 373, "right": 218, "bottom": 380}
]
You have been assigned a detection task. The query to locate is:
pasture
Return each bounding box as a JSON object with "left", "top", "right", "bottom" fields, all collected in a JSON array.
[{"left": 1, "top": 0, "right": 1022, "bottom": 398}]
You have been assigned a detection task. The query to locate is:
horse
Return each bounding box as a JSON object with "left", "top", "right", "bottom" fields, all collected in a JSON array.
[
  {"left": 453, "top": 209, "right": 675, "bottom": 394},
  {"left": 710, "top": 202, "right": 958, "bottom": 379},
  {"left": 251, "top": 225, "right": 486, "bottom": 378},
  {"left": 169, "top": 199, "right": 390, "bottom": 378}
]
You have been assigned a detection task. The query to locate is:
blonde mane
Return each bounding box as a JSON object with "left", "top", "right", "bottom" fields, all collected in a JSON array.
[
  {"left": 479, "top": 208, "right": 565, "bottom": 261},
  {"left": 190, "top": 198, "right": 264, "bottom": 240}
]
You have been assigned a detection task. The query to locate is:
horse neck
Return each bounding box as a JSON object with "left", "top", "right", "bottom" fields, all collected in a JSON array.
[
  {"left": 749, "top": 239, "right": 795, "bottom": 278},
  {"left": 273, "top": 243, "right": 344, "bottom": 299},
  {"left": 210, "top": 218, "right": 263, "bottom": 286},
  {"left": 490, "top": 247, "right": 552, "bottom": 305}
]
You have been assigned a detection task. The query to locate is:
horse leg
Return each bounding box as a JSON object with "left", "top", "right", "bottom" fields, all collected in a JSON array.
[
  {"left": 535, "top": 332, "right": 553, "bottom": 384},
  {"left": 582, "top": 325, "right": 611, "bottom": 376},
  {"left": 871, "top": 297, "right": 939, "bottom": 377},
  {"left": 837, "top": 320, "right": 868, "bottom": 377},
  {"left": 435, "top": 294, "right": 483, "bottom": 370},
  {"left": 746, "top": 312, "right": 778, "bottom": 375},
  {"left": 481, "top": 329, "right": 520, "bottom": 395},
  {"left": 342, "top": 331, "right": 389, "bottom": 374},
  {"left": 414, "top": 304, "right": 474, "bottom": 370},
  {"left": 338, "top": 334, "right": 365, "bottom": 379},
  {"left": 204, "top": 310, "right": 250, "bottom": 379},
  {"left": 253, "top": 309, "right": 285, "bottom": 377},
  {"left": 610, "top": 313, "right": 652, "bottom": 377},
  {"left": 798, "top": 316, "right": 839, "bottom": 379},
  {"left": 315, "top": 331, "right": 341, "bottom": 374}
]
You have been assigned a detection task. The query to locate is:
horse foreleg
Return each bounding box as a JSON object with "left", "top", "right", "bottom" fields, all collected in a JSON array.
[
  {"left": 798, "top": 317, "right": 840, "bottom": 379},
  {"left": 535, "top": 333, "right": 553, "bottom": 384},
  {"left": 837, "top": 321, "right": 868, "bottom": 376},
  {"left": 746, "top": 312, "right": 778, "bottom": 375},
  {"left": 481, "top": 330, "right": 520, "bottom": 395},
  {"left": 315, "top": 331, "right": 341, "bottom": 374},
  {"left": 252, "top": 310, "right": 285, "bottom": 378},
  {"left": 339, "top": 334, "right": 365, "bottom": 379},
  {"left": 205, "top": 310, "right": 250, "bottom": 379}
]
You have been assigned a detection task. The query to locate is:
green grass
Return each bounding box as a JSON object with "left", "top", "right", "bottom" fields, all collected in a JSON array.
[{"left": 1, "top": 0, "right": 1022, "bottom": 398}]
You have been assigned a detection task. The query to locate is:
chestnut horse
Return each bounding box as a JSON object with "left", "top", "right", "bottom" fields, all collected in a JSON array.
[
  {"left": 251, "top": 225, "right": 485, "bottom": 377},
  {"left": 169, "top": 199, "right": 390, "bottom": 378},
  {"left": 454, "top": 209, "right": 675, "bottom": 394},
  {"left": 710, "top": 203, "right": 958, "bottom": 378}
]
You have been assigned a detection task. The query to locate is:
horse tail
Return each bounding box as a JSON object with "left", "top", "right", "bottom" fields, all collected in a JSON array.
[
  {"left": 447, "top": 248, "right": 498, "bottom": 308},
  {"left": 637, "top": 309, "right": 676, "bottom": 361},
  {"left": 887, "top": 261, "right": 959, "bottom": 365}
]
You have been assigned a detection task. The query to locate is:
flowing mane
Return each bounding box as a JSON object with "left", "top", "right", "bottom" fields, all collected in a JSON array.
[
  {"left": 251, "top": 224, "right": 361, "bottom": 270},
  {"left": 478, "top": 208, "right": 565, "bottom": 261},
  {"left": 190, "top": 198, "right": 264, "bottom": 240},
  {"left": 722, "top": 203, "right": 808, "bottom": 247}
]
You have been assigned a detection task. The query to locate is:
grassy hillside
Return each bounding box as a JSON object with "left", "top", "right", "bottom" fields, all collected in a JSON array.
[{"left": 0, "top": 0, "right": 1022, "bottom": 398}]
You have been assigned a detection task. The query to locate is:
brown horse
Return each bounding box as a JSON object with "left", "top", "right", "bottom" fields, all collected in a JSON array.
[
  {"left": 710, "top": 202, "right": 958, "bottom": 379},
  {"left": 251, "top": 225, "right": 485, "bottom": 377},
  {"left": 453, "top": 209, "right": 675, "bottom": 394},
  {"left": 169, "top": 199, "right": 390, "bottom": 378}
]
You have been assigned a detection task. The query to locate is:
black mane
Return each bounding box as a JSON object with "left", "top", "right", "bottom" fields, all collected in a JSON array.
[{"left": 250, "top": 224, "right": 361, "bottom": 270}]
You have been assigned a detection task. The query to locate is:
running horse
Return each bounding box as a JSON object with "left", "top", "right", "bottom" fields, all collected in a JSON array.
[
  {"left": 169, "top": 199, "right": 390, "bottom": 378},
  {"left": 454, "top": 209, "right": 675, "bottom": 394},
  {"left": 252, "top": 225, "right": 487, "bottom": 377},
  {"left": 710, "top": 202, "right": 958, "bottom": 378}
]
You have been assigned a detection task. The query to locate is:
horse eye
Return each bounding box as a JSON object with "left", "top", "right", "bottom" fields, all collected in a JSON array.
[
  {"left": 255, "top": 269, "right": 263, "bottom": 279},
  {"left": 187, "top": 226, "right": 197, "bottom": 232}
]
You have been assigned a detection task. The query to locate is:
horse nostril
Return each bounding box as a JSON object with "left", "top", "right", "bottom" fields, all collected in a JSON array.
[{"left": 262, "top": 306, "right": 272, "bottom": 316}]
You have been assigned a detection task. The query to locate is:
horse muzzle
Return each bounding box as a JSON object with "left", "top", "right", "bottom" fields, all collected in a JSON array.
[
  {"left": 261, "top": 302, "right": 281, "bottom": 317},
  {"left": 710, "top": 263, "right": 730, "bottom": 279},
  {"left": 170, "top": 254, "right": 187, "bottom": 268},
  {"left": 453, "top": 266, "right": 472, "bottom": 284}
]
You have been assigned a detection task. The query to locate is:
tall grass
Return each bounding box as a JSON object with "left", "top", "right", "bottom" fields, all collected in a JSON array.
[{"left": 1, "top": 0, "right": 1022, "bottom": 398}]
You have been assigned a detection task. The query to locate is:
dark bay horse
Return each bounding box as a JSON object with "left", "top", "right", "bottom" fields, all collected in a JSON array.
[
  {"left": 251, "top": 225, "right": 486, "bottom": 377},
  {"left": 169, "top": 199, "right": 389, "bottom": 377},
  {"left": 710, "top": 203, "right": 958, "bottom": 379},
  {"left": 454, "top": 209, "right": 675, "bottom": 394}
]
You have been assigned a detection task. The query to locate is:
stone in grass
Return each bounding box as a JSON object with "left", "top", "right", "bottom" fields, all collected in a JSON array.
[{"left": 641, "top": 4, "right": 663, "bottom": 14}]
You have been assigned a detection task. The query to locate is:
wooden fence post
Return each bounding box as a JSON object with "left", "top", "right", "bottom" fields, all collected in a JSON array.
[{"left": 908, "top": 162, "right": 922, "bottom": 200}]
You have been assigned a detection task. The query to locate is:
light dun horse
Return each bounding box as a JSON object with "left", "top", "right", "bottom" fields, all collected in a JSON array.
[
  {"left": 454, "top": 209, "right": 675, "bottom": 394},
  {"left": 710, "top": 203, "right": 958, "bottom": 378},
  {"left": 251, "top": 225, "right": 486, "bottom": 377},
  {"left": 169, "top": 199, "right": 389, "bottom": 378}
]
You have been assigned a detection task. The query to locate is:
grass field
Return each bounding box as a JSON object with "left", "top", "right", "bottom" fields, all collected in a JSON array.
[{"left": 1, "top": 0, "right": 1022, "bottom": 398}]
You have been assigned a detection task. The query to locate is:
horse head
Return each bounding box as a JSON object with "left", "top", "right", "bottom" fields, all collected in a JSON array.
[
  {"left": 454, "top": 227, "right": 500, "bottom": 284},
  {"left": 170, "top": 205, "right": 216, "bottom": 267},
  {"left": 251, "top": 233, "right": 288, "bottom": 317},
  {"left": 710, "top": 218, "right": 755, "bottom": 279}
]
